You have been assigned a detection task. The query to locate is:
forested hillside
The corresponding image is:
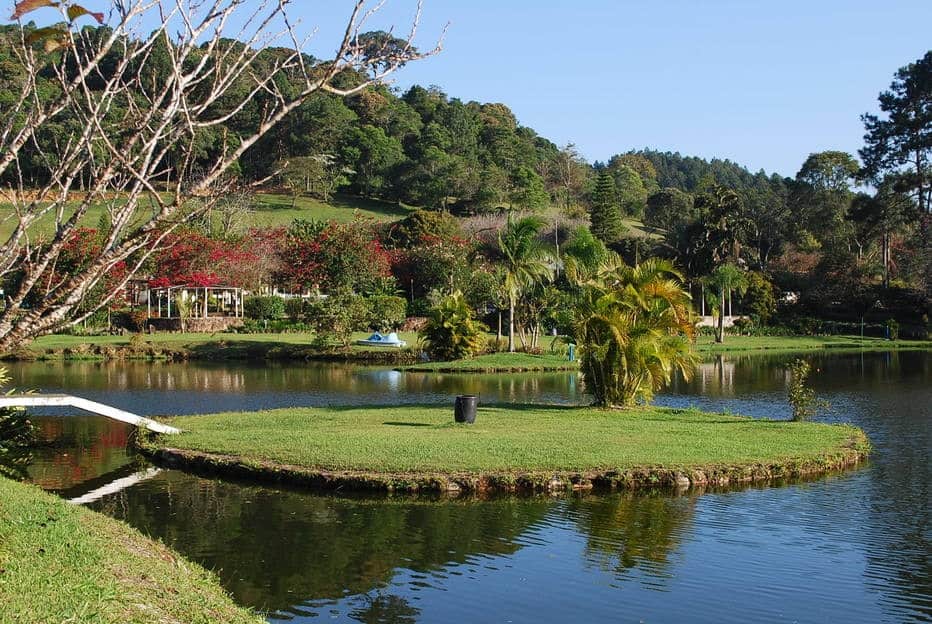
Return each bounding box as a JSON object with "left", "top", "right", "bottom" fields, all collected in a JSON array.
[{"left": 0, "top": 18, "right": 928, "bottom": 341}]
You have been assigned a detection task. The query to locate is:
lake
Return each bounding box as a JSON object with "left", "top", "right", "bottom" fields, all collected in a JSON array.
[{"left": 7, "top": 350, "right": 931, "bottom": 623}]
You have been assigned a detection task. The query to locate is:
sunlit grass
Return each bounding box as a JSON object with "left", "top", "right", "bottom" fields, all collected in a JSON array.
[
  {"left": 0, "top": 477, "right": 263, "bottom": 623},
  {"left": 164, "top": 404, "right": 865, "bottom": 474}
]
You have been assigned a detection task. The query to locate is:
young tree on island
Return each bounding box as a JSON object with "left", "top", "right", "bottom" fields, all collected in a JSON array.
[
  {"left": 590, "top": 171, "right": 626, "bottom": 244},
  {"left": 0, "top": 0, "right": 443, "bottom": 352},
  {"left": 569, "top": 255, "right": 695, "bottom": 408}
]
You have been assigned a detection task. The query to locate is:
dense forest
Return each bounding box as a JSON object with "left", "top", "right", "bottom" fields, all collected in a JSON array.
[{"left": 1, "top": 23, "right": 929, "bottom": 338}]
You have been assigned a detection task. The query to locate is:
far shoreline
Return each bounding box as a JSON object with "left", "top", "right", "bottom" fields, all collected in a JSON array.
[{"left": 6, "top": 333, "right": 931, "bottom": 366}]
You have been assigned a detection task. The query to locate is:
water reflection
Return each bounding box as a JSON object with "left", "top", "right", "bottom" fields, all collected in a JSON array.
[
  {"left": 11, "top": 351, "right": 932, "bottom": 623},
  {"left": 567, "top": 492, "right": 698, "bottom": 580},
  {"left": 90, "top": 473, "right": 554, "bottom": 618},
  {"left": 6, "top": 361, "right": 581, "bottom": 415}
]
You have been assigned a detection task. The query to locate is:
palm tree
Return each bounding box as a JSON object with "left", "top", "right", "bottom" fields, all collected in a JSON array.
[
  {"left": 497, "top": 214, "right": 555, "bottom": 352},
  {"left": 701, "top": 263, "right": 749, "bottom": 343},
  {"left": 570, "top": 255, "right": 696, "bottom": 407}
]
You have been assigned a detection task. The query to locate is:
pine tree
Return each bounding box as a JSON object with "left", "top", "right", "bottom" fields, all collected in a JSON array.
[{"left": 590, "top": 171, "right": 626, "bottom": 243}]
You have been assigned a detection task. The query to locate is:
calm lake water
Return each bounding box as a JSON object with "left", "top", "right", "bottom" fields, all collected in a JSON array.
[{"left": 8, "top": 351, "right": 931, "bottom": 623}]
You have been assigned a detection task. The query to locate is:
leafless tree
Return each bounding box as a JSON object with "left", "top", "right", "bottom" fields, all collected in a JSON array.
[{"left": 0, "top": 0, "right": 443, "bottom": 351}]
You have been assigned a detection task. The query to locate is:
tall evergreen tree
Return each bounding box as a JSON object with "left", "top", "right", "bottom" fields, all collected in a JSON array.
[
  {"left": 860, "top": 51, "right": 931, "bottom": 215},
  {"left": 589, "top": 171, "right": 626, "bottom": 243}
]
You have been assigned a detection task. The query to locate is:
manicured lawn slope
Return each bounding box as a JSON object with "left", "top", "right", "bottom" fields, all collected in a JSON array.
[
  {"left": 163, "top": 405, "right": 865, "bottom": 474},
  {"left": 0, "top": 192, "right": 411, "bottom": 240},
  {"left": 0, "top": 477, "right": 262, "bottom": 624},
  {"left": 251, "top": 192, "right": 414, "bottom": 224}
]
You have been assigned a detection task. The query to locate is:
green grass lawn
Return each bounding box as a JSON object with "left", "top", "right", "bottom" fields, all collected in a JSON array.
[
  {"left": 693, "top": 334, "right": 932, "bottom": 353},
  {"left": 0, "top": 192, "right": 412, "bottom": 240},
  {"left": 161, "top": 404, "right": 865, "bottom": 474},
  {"left": 403, "top": 352, "right": 576, "bottom": 372},
  {"left": 0, "top": 476, "right": 262, "bottom": 624}
]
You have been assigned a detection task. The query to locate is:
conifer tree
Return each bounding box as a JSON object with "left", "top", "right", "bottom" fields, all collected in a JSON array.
[{"left": 589, "top": 171, "right": 626, "bottom": 243}]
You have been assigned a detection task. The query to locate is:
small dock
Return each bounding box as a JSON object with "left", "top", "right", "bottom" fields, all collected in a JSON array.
[{"left": 0, "top": 394, "right": 181, "bottom": 435}]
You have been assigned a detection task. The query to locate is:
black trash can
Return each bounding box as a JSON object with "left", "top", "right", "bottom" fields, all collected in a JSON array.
[{"left": 454, "top": 395, "right": 478, "bottom": 424}]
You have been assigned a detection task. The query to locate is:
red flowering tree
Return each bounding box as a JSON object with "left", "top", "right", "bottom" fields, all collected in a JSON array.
[
  {"left": 148, "top": 229, "right": 284, "bottom": 291},
  {"left": 276, "top": 220, "right": 394, "bottom": 294}
]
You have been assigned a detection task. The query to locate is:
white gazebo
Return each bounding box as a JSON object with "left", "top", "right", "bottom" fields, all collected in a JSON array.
[{"left": 147, "top": 285, "right": 245, "bottom": 321}]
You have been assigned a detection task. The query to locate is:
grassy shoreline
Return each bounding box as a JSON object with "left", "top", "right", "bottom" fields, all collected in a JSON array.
[
  {"left": 8, "top": 331, "right": 420, "bottom": 364},
  {"left": 139, "top": 404, "right": 870, "bottom": 495},
  {"left": 0, "top": 476, "right": 262, "bottom": 624},
  {"left": 8, "top": 333, "right": 930, "bottom": 365}
]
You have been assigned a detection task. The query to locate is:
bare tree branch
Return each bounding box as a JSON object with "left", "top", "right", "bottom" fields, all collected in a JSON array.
[{"left": 0, "top": 0, "right": 442, "bottom": 350}]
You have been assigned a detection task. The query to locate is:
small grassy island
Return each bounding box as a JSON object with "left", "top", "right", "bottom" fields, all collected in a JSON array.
[
  {"left": 0, "top": 477, "right": 262, "bottom": 624},
  {"left": 140, "top": 405, "right": 870, "bottom": 494}
]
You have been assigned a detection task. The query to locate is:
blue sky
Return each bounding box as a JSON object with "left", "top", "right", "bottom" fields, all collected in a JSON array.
[
  {"left": 17, "top": 1, "right": 929, "bottom": 177},
  {"left": 293, "top": 0, "right": 930, "bottom": 178}
]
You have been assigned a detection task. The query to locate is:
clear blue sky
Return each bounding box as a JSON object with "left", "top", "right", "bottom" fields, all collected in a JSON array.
[
  {"left": 296, "top": 0, "right": 930, "bottom": 178},
  {"left": 21, "top": 1, "right": 928, "bottom": 177}
]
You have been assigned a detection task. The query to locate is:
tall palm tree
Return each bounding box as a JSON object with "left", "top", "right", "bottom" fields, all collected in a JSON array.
[
  {"left": 497, "top": 214, "right": 555, "bottom": 352},
  {"left": 701, "top": 263, "right": 749, "bottom": 343},
  {"left": 570, "top": 255, "right": 696, "bottom": 407}
]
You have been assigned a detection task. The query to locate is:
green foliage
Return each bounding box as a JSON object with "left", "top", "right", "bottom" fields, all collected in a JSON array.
[
  {"left": 742, "top": 272, "right": 777, "bottom": 325},
  {"left": 284, "top": 298, "right": 305, "bottom": 322},
  {"left": 305, "top": 293, "right": 371, "bottom": 348},
  {"left": 787, "top": 359, "right": 829, "bottom": 422},
  {"left": 0, "top": 367, "right": 35, "bottom": 480},
  {"left": 562, "top": 227, "right": 609, "bottom": 274},
  {"left": 589, "top": 171, "right": 626, "bottom": 243},
  {"left": 420, "top": 291, "right": 488, "bottom": 361},
  {"left": 367, "top": 295, "right": 408, "bottom": 331},
  {"left": 277, "top": 155, "right": 350, "bottom": 203},
  {"left": 388, "top": 209, "right": 462, "bottom": 248},
  {"left": 571, "top": 256, "right": 696, "bottom": 407},
  {"left": 509, "top": 166, "right": 550, "bottom": 211},
  {"left": 244, "top": 296, "right": 285, "bottom": 320},
  {"left": 610, "top": 164, "right": 648, "bottom": 218},
  {"left": 885, "top": 318, "right": 900, "bottom": 340},
  {"left": 645, "top": 187, "right": 695, "bottom": 231}
]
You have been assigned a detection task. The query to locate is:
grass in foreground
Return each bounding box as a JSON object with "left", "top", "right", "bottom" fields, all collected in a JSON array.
[
  {"left": 0, "top": 477, "right": 262, "bottom": 624},
  {"left": 403, "top": 352, "right": 576, "bottom": 372},
  {"left": 162, "top": 404, "right": 865, "bottom": 474}
]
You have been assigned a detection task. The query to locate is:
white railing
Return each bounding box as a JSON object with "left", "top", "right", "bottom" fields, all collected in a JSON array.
[{"left": 0, "top": 395, "right": 181, "bottom": 435}]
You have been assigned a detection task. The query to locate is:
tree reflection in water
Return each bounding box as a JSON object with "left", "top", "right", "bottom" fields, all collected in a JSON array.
[
  {"left": 91, "top": 474, "right": 553, "bottom": 616},
  {"left": 566, "top": 492, "right": 697, "bottom": 580}
]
